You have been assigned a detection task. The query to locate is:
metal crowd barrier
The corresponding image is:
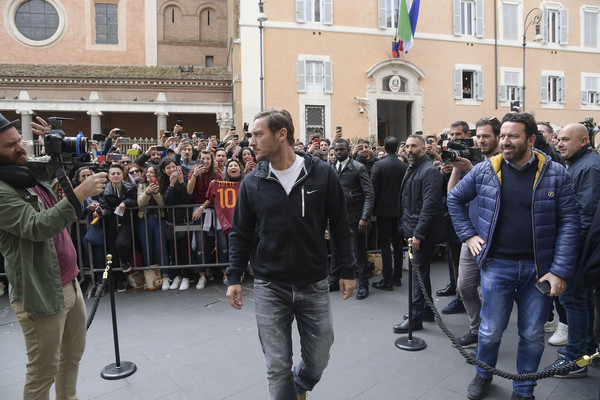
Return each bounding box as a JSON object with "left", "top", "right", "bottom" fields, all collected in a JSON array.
[{"left": 72, "top": 203, "right": 230, "bottom": 287}]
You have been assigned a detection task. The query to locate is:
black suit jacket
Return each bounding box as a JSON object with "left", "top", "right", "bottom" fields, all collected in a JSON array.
[{"left": 370, "top": 154, "right": 407, "bottom": 218}]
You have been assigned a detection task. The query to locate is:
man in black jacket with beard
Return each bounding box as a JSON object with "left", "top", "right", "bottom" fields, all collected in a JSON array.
[
  {"left": 331, "top": 138, "right": 375, "bottom": 299},
  {"left": 394, "top": 133, "right": 445, "bottom": 333},
  {"left": 227, "top": 109, "right": 355, "bottom": 400}
]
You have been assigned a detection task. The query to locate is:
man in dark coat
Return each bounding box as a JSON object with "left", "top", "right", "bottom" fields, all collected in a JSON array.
[
  {"left": 370, "top": 137, "right": 407, "bottom": 290},
  {"left": 331, "top": 138, "right": 374, "bottom": 299},
  {"left": 393, "top": 134, "right": 445, "bottom": 333}
]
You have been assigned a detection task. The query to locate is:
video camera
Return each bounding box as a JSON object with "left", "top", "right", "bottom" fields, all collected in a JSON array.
[
  {"left": 45, "top": 117, "right": 89, "bottom": 159},
  {"left": 441, "top": 138, "right": 482, "bottom": 163},
  {"left": 580, "top": 117, "right": 598, "bottom": 148}
]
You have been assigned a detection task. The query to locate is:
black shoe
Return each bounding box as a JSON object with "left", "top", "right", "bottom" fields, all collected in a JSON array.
[
  {"left": 442, "top": 297, "right": 466, "bottom": 314},
  {"left": 356, "top": 286, "right": 369, "bottom": 300},
  {"left": 328, "top": 282, "right": 340, "bottom": 292},
  {"left": 456, "top": 331, "right": 478, "bottom": 348},
  {"left": 511, "top": 392, "right": 534, "bottom": 400},
  {"left": 393, "top": 318, "right": 423, "bottom": 334},
  {"left": 372, "top": 279, "right": 393, "bottom": 291},
  {"left": 436, "top": 282, "right": 456, "bottom": 297},
  {"left": 121, "top": 262, "right": 132, "bottom": 273},
  {"left": 116, "top": 281, "right": 127, "bottom": 293},
  {"left": 393, "top": 278, "right": 402, "bottom": 287},
  {"left": 404, "top": 312, "right": 434, "bottom": 322},
  {"left": 467, "top": 374, "right": 492, "bottom": 400}
]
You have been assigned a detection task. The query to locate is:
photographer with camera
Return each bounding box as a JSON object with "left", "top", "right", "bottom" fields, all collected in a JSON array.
[{"left": 0, "top": 113, "right": 107, "bottom": 399}]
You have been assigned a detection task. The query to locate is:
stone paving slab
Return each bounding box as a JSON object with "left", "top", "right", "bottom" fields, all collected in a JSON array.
[{"left": 0, "top": 258, "right": 598, "bottom": 400}]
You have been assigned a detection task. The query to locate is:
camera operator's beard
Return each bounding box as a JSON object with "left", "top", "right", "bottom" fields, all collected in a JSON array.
[{"left": 0, "top": 150, "right": 28, "bottom": 166}]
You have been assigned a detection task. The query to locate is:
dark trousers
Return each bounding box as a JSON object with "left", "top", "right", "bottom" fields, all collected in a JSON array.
[
  {"left": 376, "top": 216, "right": 403, "bottom": 283},
  {"left": 410, "top": 243, "right": 434, "bottom": 320},
  {"left": 329, "top": 222, "right": 368, "bottom": 288}
]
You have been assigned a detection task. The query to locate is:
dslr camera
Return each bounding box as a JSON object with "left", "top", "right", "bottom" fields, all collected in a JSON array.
[
  {"left": 44, "top": 117, "right": 89, "bottom": 159},
  {"left": 441, "top": 138, "right": 482, "bottom": 163}
]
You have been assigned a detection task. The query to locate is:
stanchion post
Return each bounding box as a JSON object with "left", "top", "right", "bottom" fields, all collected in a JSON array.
[
  {"left": 101, "top": 254, "right": 137, "bottom": 380},
  {"left": 395, "top": 238, "right": 427, "bottom": 351}
]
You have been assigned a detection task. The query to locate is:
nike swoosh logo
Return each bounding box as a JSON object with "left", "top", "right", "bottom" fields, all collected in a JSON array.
[{"left": 307, "top": 190, "right": 318, "bottom": 194}]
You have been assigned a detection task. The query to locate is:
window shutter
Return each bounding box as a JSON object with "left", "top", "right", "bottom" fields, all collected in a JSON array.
[
  {"left": 453, "top": 0, "right": 461, "bottom": 35},
  {"left": 543, "top": 8, "right": 549, "bottom": 43},
  {"left": 582, "top": 90, "right": 589, "bottom": 105},
  {"left": 475, "top": 70, "right": 484, "bottom": 100},
  {"left": 324, "top": 61, "right": 333, "bottom": 93},
  {"left": 323, "top": 0, "right": 333, "bottom": 25},
  {"left": 454, "top": 69, "right": 463, "bottom": 99},
  {"left": 540, "top": 75, "right": 548, "bottom": 103},
  {"left": 559, "top": 76, "right": 566, "bottom": 103},
  {"left": 297, "top": 60, "right": 307, "bottom": 92},
  {"left": 378, "top": 0, "right": 387, "bottom": 29},
  {"left": 296, "top": 0, "right": 305, "bottom": 23},
  {"left": 499, "top": 85, "right": 507, "bottom": 102},
  {"left": 559, "top": 8, "right": 569, "bottom": 45},
  {"left": 475, "top": 0, "right": 484, "bottom": 37}
]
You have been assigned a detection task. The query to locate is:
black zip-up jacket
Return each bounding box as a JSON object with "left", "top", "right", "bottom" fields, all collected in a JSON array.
[
  {"left": 227, "top": 152, "right": 355, "bottom": 287},
  {"left": 400, "top": 155, "right": 446, "bottom": 244}
]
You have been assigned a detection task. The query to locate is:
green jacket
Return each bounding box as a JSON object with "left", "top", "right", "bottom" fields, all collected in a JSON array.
[{"left": 0, "top": 178, "right": 79, "bottom": 315}]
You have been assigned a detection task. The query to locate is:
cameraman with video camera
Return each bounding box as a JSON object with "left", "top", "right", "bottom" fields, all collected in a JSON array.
[{"left": 0, "top": 113, "right": 107, "bottom": 399}]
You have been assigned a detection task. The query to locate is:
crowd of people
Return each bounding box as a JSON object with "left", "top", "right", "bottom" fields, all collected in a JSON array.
[{"left": 0, "top": 109, "right": 599, "bottom": 400}]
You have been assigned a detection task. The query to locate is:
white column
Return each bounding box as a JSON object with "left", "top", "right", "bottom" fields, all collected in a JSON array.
[
  {"left": 16, "top": 109, "right": 34, "bottom": 155},
  {"left": 155, "top": 112, "right": 168, "bottom": 141},
  {"left": 87, "top": 110, "right": 103, "bottom": 137}
]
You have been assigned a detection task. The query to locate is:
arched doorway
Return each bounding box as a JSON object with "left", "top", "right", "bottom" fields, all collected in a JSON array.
[{"left": 366, "top": 59, "right": 425, "bottom": 143}]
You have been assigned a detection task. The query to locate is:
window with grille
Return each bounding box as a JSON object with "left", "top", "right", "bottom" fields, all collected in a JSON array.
[
  {"left": 96, "top": 3, "right": 118, "bottom": 44},
  {"left": 305, "top": 106, "right": 325, "bottom": 143},
  {"left": 15, "top": 0, "right": 59, "bottom": 41}
]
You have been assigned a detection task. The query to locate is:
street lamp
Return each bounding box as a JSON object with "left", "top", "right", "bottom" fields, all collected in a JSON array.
[
  {"left": 258, "top": 1, "right": 267, "bottom": 111},
  {"left": 522, "top": 8, "right": 543, "bottom": 112}
]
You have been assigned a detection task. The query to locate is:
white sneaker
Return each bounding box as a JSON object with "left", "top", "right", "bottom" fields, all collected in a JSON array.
[
  {"left": 170, "top": 276, "right": 182, "bottom": 290},
  {"left": 544, "top": 318, "right": 558, "bottom": 333},
  {"left": 549, "top": 322, "right": 568, "bottom": 346},
  {"left": 127, "top": 274, "right": 137, "bottom": 288},
  {"left": 0, "top": 281, "right": 5, "bottom": 296},
  {"left": 223, "top": 275, "right": 228, "bottom": 285},
  {"left": 179, "top": 277, "right": 190, "bottom": 291},
  {"left": 162, "top": 276, "right": 170, "bottom": 291},
  {"left": 196, "top": 276, "right": 207, "bottom": 290}
]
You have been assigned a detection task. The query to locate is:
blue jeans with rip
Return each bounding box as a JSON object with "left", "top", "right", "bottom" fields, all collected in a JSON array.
[
  {"left": 476, "top": 258, "right": 551, "bottom": 398},
  {"left": 254, "top": 278, "right": 333, "bottom": 399}
]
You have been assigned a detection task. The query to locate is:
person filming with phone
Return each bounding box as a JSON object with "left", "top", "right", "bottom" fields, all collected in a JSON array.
[{"left": 447, "top": 113, "right": 580, "bottom": 400}]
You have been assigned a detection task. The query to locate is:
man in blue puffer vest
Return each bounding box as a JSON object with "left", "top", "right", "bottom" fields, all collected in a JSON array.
[{"left": 447, "top": 112, "right": 580, "bottom": 400}]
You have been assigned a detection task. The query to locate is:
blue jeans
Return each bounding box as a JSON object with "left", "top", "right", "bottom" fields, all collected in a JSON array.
[
  {"left": 476, "top": 258, "right": 551, "bottom": 397},
  {"left": 559, "top": 281, "right": 597, "bottom": 360},
  {"left": 254, "top": 278, "right": 333, "bottom": 399},
  {"left": 138, "top": 216, "right": 169, "bottom": 275}
]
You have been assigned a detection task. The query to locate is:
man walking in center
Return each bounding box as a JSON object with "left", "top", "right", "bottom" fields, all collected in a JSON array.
[
  {"left": 227, "top": 109, "right": 356, "bottom": 400},
  {"left": 447, "top": 112, "right": 580, "bottom": 400}
]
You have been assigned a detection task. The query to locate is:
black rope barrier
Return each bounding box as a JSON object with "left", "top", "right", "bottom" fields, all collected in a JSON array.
[
  {"left": 86, "top": 262, "right": 111, "bottom": 330},
  {"left": 408, "top": 240, "right": 598, "bottom": 381}
]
